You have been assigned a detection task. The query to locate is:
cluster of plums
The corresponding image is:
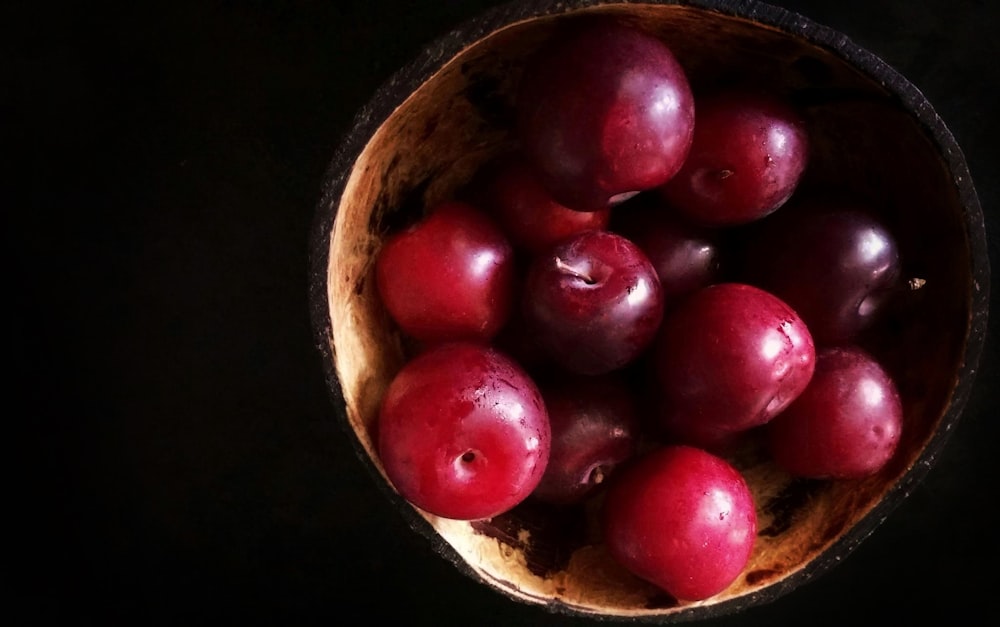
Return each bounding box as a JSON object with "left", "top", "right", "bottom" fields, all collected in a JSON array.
[{"left": 372, "top": 19, "right": 905, "bottom": 602}]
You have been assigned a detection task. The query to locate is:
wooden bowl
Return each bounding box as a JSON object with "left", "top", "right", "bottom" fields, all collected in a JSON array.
[{"left": 309, "top": 0, "right": 989, "bottom": 621}]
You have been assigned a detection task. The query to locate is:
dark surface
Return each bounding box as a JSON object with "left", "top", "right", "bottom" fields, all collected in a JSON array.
[{"left": 10, "top": 0, "right": 999, "bottom": 624}]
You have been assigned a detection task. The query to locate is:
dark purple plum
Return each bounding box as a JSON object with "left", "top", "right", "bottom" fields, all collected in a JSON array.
[
  {"left": 612, "top": 197, "right": 723, "bottom": 305},
  {"left": 740, "top": 204, "right": 902, "bottom": 345},
  {"left": 532, "top": 374, "right": 639, "bottom": 505},
  {"left": 522, "top": 230, "right": 664, "bottom": 375}
]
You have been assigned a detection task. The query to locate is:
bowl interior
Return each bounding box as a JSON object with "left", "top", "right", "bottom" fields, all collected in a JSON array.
[{"left": 319, "top": 2, "right": 976, "bottom": 619}]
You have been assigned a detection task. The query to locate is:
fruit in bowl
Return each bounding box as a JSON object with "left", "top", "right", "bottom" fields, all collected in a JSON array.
[{"left": 310, "top": 0, "right": 988, "bottom": 621}]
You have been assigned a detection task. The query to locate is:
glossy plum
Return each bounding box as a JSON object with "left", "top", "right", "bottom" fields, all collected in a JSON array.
[
  {"left": 740, "top": 205, "right": 902, "bottom": 345},
  {"left": 517, "top": 20, "right": 695, "bottom": 211},
  {"left": 768, "top": 346, "right": 903, "bottom": 479},
  {"left": 653, "top": 283, "right": 816, "bottom": 449},
  {"left": 522, "top": 230, "right": 665, "bottom": 375},
  {"left": 603, "top": 445, "right": 757, "bottom": 601},
  {"left": 660, "top": 90, "right": 808, "bottom": 226},
  {"left": 612, "top": 197, "right": 723, "bottom": 305},
  {"left": 377, "top": 342, "right": 550, "bottom": 521},
  {"left": 375, "top": 201, "right": 516, "bottom": 344},
  {"left": 480, "top": 156, "right": 611, "bottom": 255},
  {"left": 532, "top": 374, "right": 639, "bottom": 505}
]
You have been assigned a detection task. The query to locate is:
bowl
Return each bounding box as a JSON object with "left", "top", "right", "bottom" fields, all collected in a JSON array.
[{"left": 309, "top": 0, "right": 989, "bottom": 621}]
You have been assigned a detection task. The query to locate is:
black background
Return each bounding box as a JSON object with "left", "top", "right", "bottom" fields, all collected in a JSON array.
[{"left": 10, "top": 0, "right": 999, "bottom": 624}]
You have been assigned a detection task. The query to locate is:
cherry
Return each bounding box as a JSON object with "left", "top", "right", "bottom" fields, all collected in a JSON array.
[
  {"left": 660, "top": 89, "right": 809, "bottom": 226},
  {"left": 739, "top": 203, "right": 902, "bottom": 345},
  {"left": 375, "top": 201, "right": 516, "bottom": 344},
  {"left": 532, "top": 374, "right": 639, "bottom": 505},
  {"left": 479, "top": 155, "right": 611, "bottom": 255},
  {"left": 522, "top": 230, "right": 665, "bottom": 375},
  {"left": 377, "top": 342, "right": 550, "bottom": 521},
  {"left": 653, "top": 283, "right": 816, "bottom": 449},
  {"left": 768, "top": 346, "right": 903, "bottom": 479},
  {"left": 517, "top": 20, "right": 695, "bottom": 211},
  {"left": 612, "top": 196, "right": 723, "bottom": 305},
  {"left": 603, "top": 445, "right": 757, "bottom": 601}
]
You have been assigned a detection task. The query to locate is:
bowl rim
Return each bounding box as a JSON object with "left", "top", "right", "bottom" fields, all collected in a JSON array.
[{"left": 307, "top": 0, "right": 990, "bottom": 621}]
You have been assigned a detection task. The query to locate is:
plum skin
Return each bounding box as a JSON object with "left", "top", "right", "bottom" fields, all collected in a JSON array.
[
  {"left": 653, "top": 283, "right": 816, "bottom": 449},
  {"left": 768, "top": 346, "right": 903, "bottom": 479},
  {"left": 517, "top": 20, "right": 695, "bottom": 211},
  {"left": 377, "top": 342, "right": 550, "bottom": 521},
  {"left": 660, "top": 89, "right": 809, "bottom": 226},
  {"left": 531, "top": 374, "right": 639, "bottom": 505},
  {"left": 739, "top": 205, "right": 902, "bottom": 345},
  {"left": 480, "top": 155, "right": 611, "bottom": 255},
  {"left": 374, "top": 201, "right": 515, "bottom": 344},
  {"left": 603, "top": 445, "right": 757, "bottom": 601},
  {"left": 522, "top": 230, "right": 665, "bottom": 376},
  {"left": 611, "top": 197, "right": 722, "bottom": 305}
]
